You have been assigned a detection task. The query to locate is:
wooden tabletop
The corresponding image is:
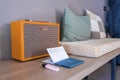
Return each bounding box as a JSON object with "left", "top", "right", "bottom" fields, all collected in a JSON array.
[{"left": 0, "top": 48, "right": 120, "bottom": 80}]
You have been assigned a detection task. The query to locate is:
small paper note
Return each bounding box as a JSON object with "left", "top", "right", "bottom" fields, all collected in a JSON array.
[
  {"left": 42, "top": 58, "right": 54, "bottom": 64},
  {"left": 47, "top": 46, "right": 69, "bottom": 63}
]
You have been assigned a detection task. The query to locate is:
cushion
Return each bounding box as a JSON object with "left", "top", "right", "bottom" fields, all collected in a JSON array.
[
  {"left": 60, "top": 38, "right": 120, "bottom": 57},
  {"left": 85, "top": 9, "right": 106, "bottom": 39},
  {"left": 61, "top": 7, "right": 91, "bottom": 42}
]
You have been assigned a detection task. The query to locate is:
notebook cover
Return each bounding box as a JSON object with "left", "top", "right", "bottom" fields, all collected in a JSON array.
[{"left": 55, "top": 58, "right": 84, "bottom": 68}]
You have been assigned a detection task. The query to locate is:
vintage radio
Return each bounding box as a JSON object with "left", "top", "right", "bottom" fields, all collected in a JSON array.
[{"left": 11, "top": 20, "right": 60, "bottom": 61}]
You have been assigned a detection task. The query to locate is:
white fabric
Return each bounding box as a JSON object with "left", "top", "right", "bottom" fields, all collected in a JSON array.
[
  {"left": 100, "top": 32, "right": 106, "bottom": 38},
  {"left": 91, "top": 19, "right": 99, "bottom": 31},
  {"left": 60, "top": 38, "right": 120, "bottom": 57}
]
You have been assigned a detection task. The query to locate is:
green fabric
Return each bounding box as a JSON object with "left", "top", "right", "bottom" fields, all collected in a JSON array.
[{"left": 61, "top": 7, "right": 91, "bottom": 42}]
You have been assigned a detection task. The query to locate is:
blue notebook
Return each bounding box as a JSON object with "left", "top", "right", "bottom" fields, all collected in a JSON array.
[
  {"left": 54, "top": 57, "right": 84, "bottom": 68},
  {"left": 47, "top": 46, "right": 84, "bottom": 68}
]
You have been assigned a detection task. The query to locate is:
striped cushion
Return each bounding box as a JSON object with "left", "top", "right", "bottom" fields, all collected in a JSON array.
[{"left": 85, "top": 9, "right": 106, "bottom": 39}]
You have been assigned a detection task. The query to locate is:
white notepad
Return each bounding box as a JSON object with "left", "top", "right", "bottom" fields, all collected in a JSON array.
[{"left": 47, "top": 46, "right": 69, "bottom": 63}]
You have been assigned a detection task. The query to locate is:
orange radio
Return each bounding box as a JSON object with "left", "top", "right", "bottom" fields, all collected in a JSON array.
[{"left": 11, "top": 20, "right": 60, "bottom": 61}]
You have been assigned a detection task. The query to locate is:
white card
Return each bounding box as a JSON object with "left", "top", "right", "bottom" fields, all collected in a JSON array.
[
  {"left": 42, "top": 58, "right": 54, "bottom": 64},
  {"left": 47, "top": 46, "right": 69, "bottom": 63}
]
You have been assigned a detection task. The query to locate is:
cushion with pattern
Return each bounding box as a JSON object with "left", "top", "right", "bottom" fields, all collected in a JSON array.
[{"left": 85, "top": 9, "right": 106, "bottom": 39}]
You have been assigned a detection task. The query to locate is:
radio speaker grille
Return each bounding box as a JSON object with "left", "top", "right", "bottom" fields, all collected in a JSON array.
[{"left": 24, "top": 24, "right": 58, "bottom": 58}]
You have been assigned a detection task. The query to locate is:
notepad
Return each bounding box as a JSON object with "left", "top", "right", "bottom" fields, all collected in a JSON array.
[{"left": 46, "top": 46, "right": 84, "bottom": 68}]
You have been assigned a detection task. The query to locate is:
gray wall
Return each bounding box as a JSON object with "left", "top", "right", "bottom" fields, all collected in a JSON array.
[{"left": 0, "top": 0, "right": 105, "bottom": 60}]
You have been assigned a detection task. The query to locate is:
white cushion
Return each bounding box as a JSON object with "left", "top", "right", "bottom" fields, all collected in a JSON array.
[
  {"left": 85, "top": 9, "right": 106, "bottom": 39},
  {"left": 60, "top": 38, "right": 120, "bottom": 57}
]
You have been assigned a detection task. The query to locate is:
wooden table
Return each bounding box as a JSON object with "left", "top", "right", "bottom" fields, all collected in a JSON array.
[{"left": 0, "top": 48, "right": 120, "bottom": 80}]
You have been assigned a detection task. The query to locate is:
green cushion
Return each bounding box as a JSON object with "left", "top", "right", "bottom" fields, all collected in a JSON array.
[{"left": 61, "top": 7, "right": 91, "bottom": 42}]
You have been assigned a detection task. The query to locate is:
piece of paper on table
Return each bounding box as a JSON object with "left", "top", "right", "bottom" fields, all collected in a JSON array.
[
  {"left": 47, "top": 46, "right": 69, "bottom": 63},
  {"left": 42, "top": 58, "right": 54, "bottom": 64}
]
